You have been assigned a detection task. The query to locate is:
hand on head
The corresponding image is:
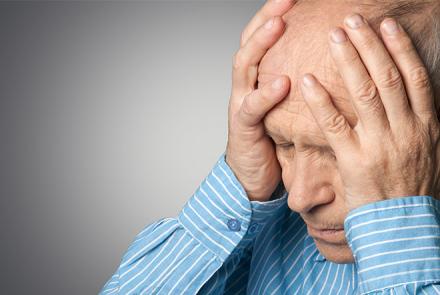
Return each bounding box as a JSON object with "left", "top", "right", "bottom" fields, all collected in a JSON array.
[
  {"left": 225, "top": 0, "right": 295, "bottom": 202},
  {"left": 227, "top": 0, "right": 440, "bottom": 263}
]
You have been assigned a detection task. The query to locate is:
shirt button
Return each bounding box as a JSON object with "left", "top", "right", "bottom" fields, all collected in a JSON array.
[
  {"left": 227, "top": 219, "right": 241, "bottom": 232},
  {"left": 248, "top": 223, "right": 259, "bottom": 234}
]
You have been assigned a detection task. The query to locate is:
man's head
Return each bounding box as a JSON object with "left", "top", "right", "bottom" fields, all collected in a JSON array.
[{"left": 258, "top": 0, "right": 440, "bottom": 263}]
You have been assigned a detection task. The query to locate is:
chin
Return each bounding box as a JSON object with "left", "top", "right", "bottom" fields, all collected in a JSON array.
[{"left": 314, "top": 239, "right": 355, "bottom": 264}]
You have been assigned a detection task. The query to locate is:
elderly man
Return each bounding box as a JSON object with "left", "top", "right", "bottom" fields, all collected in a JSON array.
[{"left": 100, "top": 0, "right": 440, "bottom": 294}]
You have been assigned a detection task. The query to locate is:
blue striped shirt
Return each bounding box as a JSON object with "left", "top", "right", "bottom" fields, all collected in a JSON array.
[{"left": 100, "top": 153, "right": 440, "bottom": 294}]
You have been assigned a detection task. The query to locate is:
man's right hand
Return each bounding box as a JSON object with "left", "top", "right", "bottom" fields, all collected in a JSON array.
[{"left": 226, "top": 0, "right": 294, "bottom": 202}]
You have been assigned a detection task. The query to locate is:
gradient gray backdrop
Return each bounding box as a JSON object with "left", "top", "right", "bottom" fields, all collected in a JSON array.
[{"left": 0, "top": 1, "right": 265, "bottom": 294}]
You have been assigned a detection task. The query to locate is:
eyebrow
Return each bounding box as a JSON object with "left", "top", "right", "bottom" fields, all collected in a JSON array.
[
  {"left": 264, "top": 126, "right": 334, "bottom": 152},
  {"left": 264, "top": 128, "right": 285, "bottom": 142}
]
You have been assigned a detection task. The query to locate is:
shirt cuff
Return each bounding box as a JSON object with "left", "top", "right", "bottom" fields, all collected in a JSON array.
[
  {"left": 177, "top": 153, "right": 287, "bottom": 261},
  {"left": 250, "top": 180, "right": 288, "bottom": 222},
  {"left": 344, "top": 195, "right": 440, "bottom": 294}
]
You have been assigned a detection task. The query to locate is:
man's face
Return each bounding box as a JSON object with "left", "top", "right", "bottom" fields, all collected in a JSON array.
[{"left": 258, "top": 1, "right": 361, "bottom": 263}]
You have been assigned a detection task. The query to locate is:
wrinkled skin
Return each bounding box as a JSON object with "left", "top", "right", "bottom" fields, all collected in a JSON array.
[{"left": 258, "top": 1, "right": 440, "bottom": 263}]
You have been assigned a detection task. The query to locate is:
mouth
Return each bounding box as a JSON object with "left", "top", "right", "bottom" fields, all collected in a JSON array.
[{"left": 306, "top": 224, "right": 346, "bottom": 244}]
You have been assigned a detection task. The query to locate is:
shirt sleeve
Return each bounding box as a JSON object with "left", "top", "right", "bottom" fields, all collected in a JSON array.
[
  {"left": 344, "top": 195, "right": 440, "bottom": 294},
  {"left": 99, "top": 153, "right": 287, "bottom": 295}
]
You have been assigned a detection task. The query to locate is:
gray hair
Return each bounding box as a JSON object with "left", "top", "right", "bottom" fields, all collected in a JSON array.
[{"left": 361, "top": 0, "right": 440, "bottom": 108}]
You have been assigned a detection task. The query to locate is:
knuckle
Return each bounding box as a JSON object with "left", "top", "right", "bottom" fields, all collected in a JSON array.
[
  {"left": 323, "top": 113, "right": 348, "bottom": 135},
  {"left": 358, "top": 35, "right": 376, "bottom": 50},
  {"left": 240, "top": 97, "right": 256, "bottom": 118},
  {"left": 354, "top": 80, "right": 379, "bottom": 104},
  {"left": 232, "top": 51, "right": 245, "bottom": 69},
  {"left": 240, "top": 30, "right": 247, "bottom": 48},
  {"left": 409, "top": 66, "right": 431, "bottom": 90},
  {"left": 377, "top": 67, "right": 402, "bottom": 90},
  {"left": 428, "top": 120, "right": 440, "bottom": 141}
]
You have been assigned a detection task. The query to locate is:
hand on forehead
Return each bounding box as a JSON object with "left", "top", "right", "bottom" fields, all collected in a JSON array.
[{"left": 258, "top": 1, "right": 359, "bottom": 143}]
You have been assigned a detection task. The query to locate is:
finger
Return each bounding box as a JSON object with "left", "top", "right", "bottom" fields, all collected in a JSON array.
[
  {"left": 343, "top": 14, "right": 412, "bottom": 125},
  {"left": 329, "top": 27, "right": 389, "bottom": 132},
  {"left": 300, "top": 74, "right": 357, "bottom": 153},
  {"left": 232, "top": 16, "right": 285, "bottom": 96},
  {"left": 258, "top": 73, "right": 281, "bottom": 87},
  {"left": 380, "top": 18, "right": 436, "bottom": 119},
  {"left": 238, "top": 76, "right": 290, "bottom": 127},
  {"left": 241, "top": 0, "right": 295, "bottom": 47}
]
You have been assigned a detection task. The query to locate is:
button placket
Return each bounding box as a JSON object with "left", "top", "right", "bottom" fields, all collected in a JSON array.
[{"left": 248, "top": 223, "right": 259, "bottom": 234}]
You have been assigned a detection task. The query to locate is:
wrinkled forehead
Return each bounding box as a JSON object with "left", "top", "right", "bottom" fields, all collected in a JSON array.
[
  {"left": 258, "top": 1, "right": 338, "bottom": 79},
  {"left": 258, "top": 1, "right": 357, "bottom": 144}
]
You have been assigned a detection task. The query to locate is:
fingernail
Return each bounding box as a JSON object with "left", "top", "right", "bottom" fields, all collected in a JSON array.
[
  {"left": 272, "top": 78, "right": 284, "bottom": 89},
  {"left": 330, "top": 28, "right": 347, "bottom": 43},
  {"left": 382, "top": 18, "right": 400, "bottom": 35},
  {"left": 345, "top": 14, "right": 365, "bottom": 29},
  {"left": 302, "top": 74, "right": 316, "bottom": 88},
  {"left": 265, "top": 18, "right": 274, "bottom": 29}
]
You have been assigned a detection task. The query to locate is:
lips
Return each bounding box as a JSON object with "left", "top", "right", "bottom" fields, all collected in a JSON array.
[
  {"left": 307, "top": 224, "right": 344, "bottom": 231},
  {"left": 306, "top": 224, "right": 346, "bottom": 244}
]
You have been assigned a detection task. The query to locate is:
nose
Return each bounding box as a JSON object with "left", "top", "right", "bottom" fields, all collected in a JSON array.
[{"left": 286, "top": 155, "right": 336, "bottom": 214}]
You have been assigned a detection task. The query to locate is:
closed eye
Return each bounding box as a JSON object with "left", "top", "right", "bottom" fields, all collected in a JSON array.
[{"left": 277, "top": 143, "right": 295, "bottom": 149}]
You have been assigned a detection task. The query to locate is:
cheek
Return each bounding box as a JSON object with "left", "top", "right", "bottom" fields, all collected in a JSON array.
[{"left": 277, "top": 148, "right": 345, "bottom": 193}]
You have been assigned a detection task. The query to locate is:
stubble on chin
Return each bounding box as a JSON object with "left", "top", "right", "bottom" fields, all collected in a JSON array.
[{"left": 314, "top": 239, "right": 355, "bottom": 264}]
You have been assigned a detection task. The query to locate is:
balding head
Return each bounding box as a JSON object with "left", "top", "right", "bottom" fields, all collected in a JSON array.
[
  {"left": 258, "top": 0, "right": 440, "bottom": 263},
  {"left": 259, "top": 0, "right": 440, "bottom": 113}
]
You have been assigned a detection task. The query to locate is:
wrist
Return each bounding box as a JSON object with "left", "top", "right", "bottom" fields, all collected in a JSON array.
[{"left": 344, "top": 195, "right": 440, "bottom": 294}]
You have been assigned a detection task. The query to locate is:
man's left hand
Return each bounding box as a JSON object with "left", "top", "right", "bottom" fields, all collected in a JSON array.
[{"left": 299, "top": 13, "right": 440, "bottom": 212}]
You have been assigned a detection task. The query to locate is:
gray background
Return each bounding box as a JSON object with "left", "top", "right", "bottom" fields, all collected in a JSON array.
[{"left": 0, "top": 1, "right": 264, "bottom": 294}]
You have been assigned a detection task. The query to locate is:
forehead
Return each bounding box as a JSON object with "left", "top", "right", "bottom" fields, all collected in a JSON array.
[{"left": 258, "top": 1, "right": 357, "bottom": 145}]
